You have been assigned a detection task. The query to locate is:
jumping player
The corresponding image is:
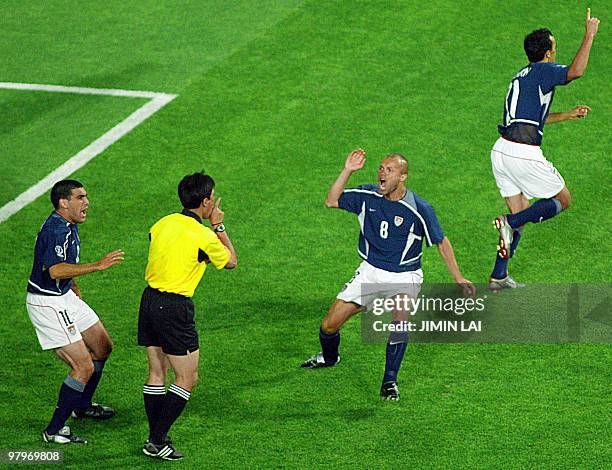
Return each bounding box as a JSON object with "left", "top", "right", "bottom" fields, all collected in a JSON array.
[{"left": 489, "top": 9, "right": 601, "bottom": 290}]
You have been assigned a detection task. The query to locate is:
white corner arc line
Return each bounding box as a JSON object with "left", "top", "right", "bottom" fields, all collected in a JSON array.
[{"left": 0, "top": 82, "right": 177, "bottom": 224}]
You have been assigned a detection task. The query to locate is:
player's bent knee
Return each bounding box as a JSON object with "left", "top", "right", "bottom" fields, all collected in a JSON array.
[
  {"left": 102, "top": 338, "right": 113, "bottom": 357},
  {"left": 556, "top": 194, "right": 571, "bottom": 211},
  {"left": 555, "top": 188, "right": 571, "bottom": 211},
  {"left": 321, "top": 318, "right": 339, "bottom": 335},
  {"left": 95, "top": 340, "right": 113, "bottom": 360},
  {"left": 562, "top": 192, "right": 571, "bottom": 210}
]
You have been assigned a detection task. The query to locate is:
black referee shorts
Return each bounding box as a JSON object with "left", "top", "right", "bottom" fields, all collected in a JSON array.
[{"left": 138, "top": 286, "right": 199, "bottom": 356}]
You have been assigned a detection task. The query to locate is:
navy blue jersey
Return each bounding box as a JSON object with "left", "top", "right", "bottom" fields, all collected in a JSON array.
[
  {"left": 498, "top": 62, "right": 569, "bottom": 145},
  {"left": 27, "top": 212, "right": 80, "bottom": 295},
  {"left": 338, "top": 185, "right": 445, "bottom": 272}
]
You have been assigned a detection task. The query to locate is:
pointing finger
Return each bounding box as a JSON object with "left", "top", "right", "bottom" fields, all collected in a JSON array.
[
  {"left": 587, "top": 8, "right": 591, "bottom": 21},
  {"left": 215, "top": 197, "right": 222, "bottom": 209}
]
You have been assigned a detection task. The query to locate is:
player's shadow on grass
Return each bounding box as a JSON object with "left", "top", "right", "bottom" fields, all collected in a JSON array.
[
  {"left": 74, "top": 63, "right": 157, "bottom": 92},
  {"left": 201, "top": 298, "right": 338, "bottom": 362}
]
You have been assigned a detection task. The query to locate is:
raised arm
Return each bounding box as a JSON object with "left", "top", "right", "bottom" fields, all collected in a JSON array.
[
  {"left": 210, "top": 198, "right": 237, "bottom": 269},
  {"left": 437, "top": 237, "right": 476, "bottom": 297},
  {"left": 566, "top": 8, "right": 600, "bottom": 81},
  {"left": 325, "top": 149, "right": 366, "bottom": 208},
  {"left": 49, "top": 249, "right": 125, "bottom": 279},
  {"left": 216, "top": 231, "right": 237, "bottom": 269}
]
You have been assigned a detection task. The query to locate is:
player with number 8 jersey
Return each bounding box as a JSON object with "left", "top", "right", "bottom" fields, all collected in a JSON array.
[
  {"left": 301, "top": 149, "right": 475, "bottom": 400},
  {"left": 339, "top": 183, "right": 443, "bottom": 273}
]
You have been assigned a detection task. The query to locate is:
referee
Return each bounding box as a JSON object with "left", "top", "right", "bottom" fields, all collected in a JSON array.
[{"left": 138, "top": 172, "right": 237, "bottom": 461}]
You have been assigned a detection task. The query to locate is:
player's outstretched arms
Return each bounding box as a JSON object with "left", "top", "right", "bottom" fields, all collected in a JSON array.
[
  {"left": 48, "top": 249, "right": 125, "bottom": 279},
  {"left": 567, "top": 8, "right": 600, "bottom": 81},
  {"left": 325, "top": 149, "right": 366, "bottom": 208},
  {"left": 546, "top": 105, "right": 592, "bottom": 123},
  {"left": 436, "top": 237, "right": 476, "bottom": 297}
]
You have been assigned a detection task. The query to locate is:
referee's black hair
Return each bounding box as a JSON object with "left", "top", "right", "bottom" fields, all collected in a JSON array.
[
  {"left": 51, "top": 180, "right": 83, "bottom": 209},
  {"left": 178, "top": 172, "right": 215, "bottom": 209},
  {"left": 524, "top": 28, "right": 553, "bottom": 63}
]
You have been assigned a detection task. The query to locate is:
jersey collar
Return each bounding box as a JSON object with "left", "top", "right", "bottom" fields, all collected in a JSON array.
[
  {"left": 181, "top": 209, "right": 202, "bottom": 223},
  {"left": 52, "top": 211, "right": 74, "bottom": 226}
]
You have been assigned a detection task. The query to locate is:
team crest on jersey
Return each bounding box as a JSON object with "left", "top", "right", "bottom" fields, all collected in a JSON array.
[
  {"left": 394, "top": 216, "right": 404, "bottom": 227},
  {"left": 67, "top": 325, "right": 77, "bottom": 335},
  {"left": 55, "top": 245, "right": 64, "bottom": 257}
]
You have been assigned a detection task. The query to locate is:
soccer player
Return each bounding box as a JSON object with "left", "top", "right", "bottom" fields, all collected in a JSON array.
[
  {"left": 138, "top": 172, "right": 237, "bottom": 461},
  {"left": 301, "top": 150, "right": 475, "bottom": 400},
  {"left": 489, "top": 9, "right": 601, "bottom": 290},
  {"left": 26, "top": 180, "right": 124, "bottom": 444}
]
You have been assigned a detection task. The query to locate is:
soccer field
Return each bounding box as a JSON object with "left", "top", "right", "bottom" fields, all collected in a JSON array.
[{"left": 1, "top": 1, "right": 610, "bottom": 468}]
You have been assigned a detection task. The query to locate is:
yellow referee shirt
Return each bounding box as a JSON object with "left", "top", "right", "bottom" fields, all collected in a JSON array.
[{"left": 145, "top": 211, "right": 230, "bottom": 297}]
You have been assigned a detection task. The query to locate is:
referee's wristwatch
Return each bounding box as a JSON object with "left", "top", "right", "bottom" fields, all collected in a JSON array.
[{"left": 213, "top": 223, "right": 226, "bottom": 233}]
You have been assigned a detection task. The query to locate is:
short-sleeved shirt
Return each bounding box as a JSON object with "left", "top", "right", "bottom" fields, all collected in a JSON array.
[
  {"left": 338, "top": 185, "right": 445, "bottom": 272},
  {"left": 498, "top": 62, "right": 569, "bottom": 145},
  {"left": 145, "top": 210, "right": 230, "bottom": 297},
  {"left": 27, "top": 212, "right": 80, "bottom": 296}
]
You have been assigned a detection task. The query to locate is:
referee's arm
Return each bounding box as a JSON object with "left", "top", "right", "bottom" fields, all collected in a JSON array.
[
  {"left": 209, "top": 199, "right": 237, "bottom": 269},
  {"left": 216, "top": 231, "right": 237, "bottom": 270}
]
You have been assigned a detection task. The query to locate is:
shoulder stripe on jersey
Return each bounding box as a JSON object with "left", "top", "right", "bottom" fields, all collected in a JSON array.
[
  {"left": 396, "top": 199, "right": 432, "bottom": 246},
  {"left": 28, "top": 279, "right": 63, "bottom": 295},
  {"left": 357, "top": 201, "right": 369, "bottom": 259},
  {"left": 509, "top": 79, "right": 519, "bottom": 120},
  {"left": 343, "top": 188, "right": 382, "bottom": 197},
  {"left": 62, "top": 230, "right": 70, "bottom": 261}
]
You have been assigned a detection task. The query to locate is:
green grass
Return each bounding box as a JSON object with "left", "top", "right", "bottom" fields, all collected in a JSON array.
[
  {"left": 0, "top": 91, "right": 148, "bottom": 205},
  {"left": 0, "top": 1, "right": 610, "bottom": 468}
]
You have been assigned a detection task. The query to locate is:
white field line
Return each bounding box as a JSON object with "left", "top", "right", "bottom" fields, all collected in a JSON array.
[{"left": 0, "top": 82, "right": 177, "bottom": 224}]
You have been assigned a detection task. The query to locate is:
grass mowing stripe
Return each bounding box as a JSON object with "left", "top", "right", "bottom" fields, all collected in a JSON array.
[{"left": 0, "top": 84, "right": 176, "bottom": 223}]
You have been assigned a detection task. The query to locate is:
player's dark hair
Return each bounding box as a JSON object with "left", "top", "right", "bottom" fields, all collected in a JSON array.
[
  {"left": 178, "top": 172, "right": 215, "bottom": 209},
  {"left": 524, "top": 28, "right": 553, "bottom": 63},
  {"left": 50, "top": 180, "right": 84, "bottom": 209}
]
